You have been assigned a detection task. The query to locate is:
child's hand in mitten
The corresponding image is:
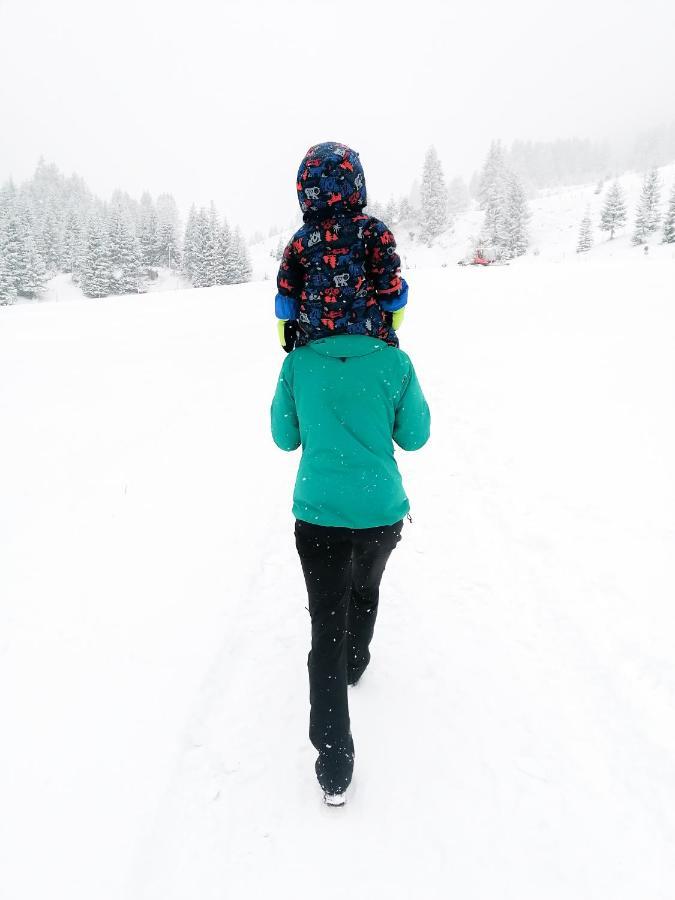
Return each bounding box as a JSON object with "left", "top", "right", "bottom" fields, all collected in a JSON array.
[
  {"left": 383, "top": 308, "right": 405, "bottom": 330},
  {"left": 277, "top": 319, "right": 298, "bottom": 353}
]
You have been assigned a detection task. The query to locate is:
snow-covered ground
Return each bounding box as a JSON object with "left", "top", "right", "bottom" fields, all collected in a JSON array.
[
  {"left": 1, "top": 259, "right": 674, "bottom": 899},
  {"left": 42, "top": 268, "right": 191, "bottom": 305}
]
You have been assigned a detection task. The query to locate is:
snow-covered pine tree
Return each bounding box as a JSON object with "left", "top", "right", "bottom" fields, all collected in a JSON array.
[
  {"left": 478, "top": 140, "right": 506, "bottom": 211},
  {"left": 0, "top": 178, "right": 17, "bottom": 219},
  {"left": 599, "top": 181, "right": 627, "bottom": 239},
  {"left": 274, "top": 234, "right": 285, "bottom": 261},
  {"left": 155, "top": 219, "right": 180, "bottom": 271},
  {"left": 420, "top": 147, "right": 447, "bottom": 244},
  {"left": 28, "top": 158, "right": 64, "bottom": 209},
  {"left": 645, "top": 169, "right": 662, "bottom": 232},
  {"left": 229, "top": 227, "right": 252, "bottom": 284},
  {"left": 632, "top": 168, "right": 662, "bottom": 245},
  {"left": 80, "top": 215, "right": 112, "bottom": 298},
  {"left": 181, "top": 205, "right": 198, "bottom": 282},
  {"left": 215, "top": 218, "right": 234, "bottom": 283},
  {"left": 576, "top": 211, "right": 594, "bottom": 253},
  {"left": 185, "top": 208, "right": 213, "bottom": 288},
  {"left": 662, "top": 182, "right": 675, "bottom": 244},
  {"left": 478, "top": 142, "right": 522, "bottom": 258},
  {"left": 155, "top": 193, "right": 182, "bottom": 269},
  {"left": 22, "top": 237, "right": 47, "bottom": 298},
  {"left": 0, "top": 261, "right": 17, "bottom": 305},
  {"left": 63, "top": 173, "right": 94, "bottom": 231},
  {"left": 398, "top": 197, "right": 413, "bottom": 222},
  {"left": 208, "top": 208, "right": 229, "bottom": 286},
  {"left": 204, "top": 202, "right": 222, "bottom": 286},
  {"left": 24, "top": 161, "right": 61, "bottom": 237},
  {"left": 0, "top": 220, "right": 17, "bottom": 304},
  {"left": 479, "top": 180, "right": 504, "bottom": 256},
  {"left": 239, "top": 229, "right": 253, "bottom": 283},
  {"left": 61, "top": 209, "right": 84, "bottom": 274},
  {"left": 110, "top": 189, "right": 139, "bottom": 226},
  {"left": 500, "top": 170, "right": 529, "bottom": 258},
  {"left": 0, "top": 211, "right": 47, "bottom": 298},
  {"left": 137, "top": 193, "right": 160, "bottom": 268},
  {"left": 108, "top": 205, "right": 143, "bottom": 294},
  {"left": 220, "top": 217, "right": 242, "bottom": 284},
  {"left": 38, "top": 207, "right": 64, "bottom": 276},
  {"left": 385, "top": 198, "right": 399, "bottom": 225}
]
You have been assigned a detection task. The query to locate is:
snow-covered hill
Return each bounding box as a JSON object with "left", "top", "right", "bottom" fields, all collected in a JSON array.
[{"left": 1, "top": 260, "right": 674, "bottom": 899}]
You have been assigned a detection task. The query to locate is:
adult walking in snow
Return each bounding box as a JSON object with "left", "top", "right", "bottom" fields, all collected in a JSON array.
[
  {"left": 271, "top": 339, "right": 430, "bottom": 804},
  {"left": 271, "top": 141, "right": 430, "bottom": 806}
]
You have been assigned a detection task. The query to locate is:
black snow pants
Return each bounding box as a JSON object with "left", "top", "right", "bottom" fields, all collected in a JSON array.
[{"left": 294, "top": 518, "right": 403, "bottom": 793}]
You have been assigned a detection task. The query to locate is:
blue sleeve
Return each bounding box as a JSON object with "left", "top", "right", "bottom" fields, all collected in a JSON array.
[{"left": 275, "top": 293, "right": 298, "bottom": 320}]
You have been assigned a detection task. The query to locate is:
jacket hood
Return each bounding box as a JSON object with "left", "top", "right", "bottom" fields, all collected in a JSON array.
[
  {"left": 296, "top": 142, "right": 367, "bottom": 220},
  {"left": 306, "top": 335, "right": 386, "bottom": 359}
]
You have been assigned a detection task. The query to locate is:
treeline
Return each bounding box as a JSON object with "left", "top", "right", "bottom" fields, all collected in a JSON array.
[
  {"left": 576, "top": 170, "right": 675, "bottom": 252},
  {"left": 489, "top": 123, "right": 675, "bottom": 193},
  {"left": 0, "top": 160, "right": 251, "bottom": 306}
]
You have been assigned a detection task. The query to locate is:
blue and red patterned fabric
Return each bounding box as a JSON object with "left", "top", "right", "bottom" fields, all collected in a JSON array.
[{"left": 275, "top": 142, "right": 408, "bottom": 348}]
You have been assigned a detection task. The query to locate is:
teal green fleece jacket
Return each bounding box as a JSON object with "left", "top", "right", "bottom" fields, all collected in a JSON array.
[{"left": 271, "top": 335, "right": 430, "bottom": 528}]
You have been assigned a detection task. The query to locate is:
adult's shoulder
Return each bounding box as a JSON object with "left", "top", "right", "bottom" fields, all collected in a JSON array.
[
  {"left": 280, "top": 343, "right": 312, "bottom": 378},
  {"left": 383, "top": 345, "right": 415, "bottom": 372},
  {"left": 376, "top": 346, "right": 417, "bottom": 393}
]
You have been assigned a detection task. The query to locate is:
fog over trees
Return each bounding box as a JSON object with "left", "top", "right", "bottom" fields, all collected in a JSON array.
[{"left": 2, "top": 119, "right": 675, "bottom": 305}]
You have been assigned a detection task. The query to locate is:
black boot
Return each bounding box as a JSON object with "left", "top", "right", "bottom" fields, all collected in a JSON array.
[{"left": 315, "top": 733, "right": 355, "bottom": 796}]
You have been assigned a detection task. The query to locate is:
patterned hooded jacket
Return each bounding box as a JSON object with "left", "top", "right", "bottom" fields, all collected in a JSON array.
[{"left": 275, "top": 142, "right": 408, "bottom": 348}]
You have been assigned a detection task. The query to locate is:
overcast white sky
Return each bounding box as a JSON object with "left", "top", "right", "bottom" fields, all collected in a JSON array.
[{"left": 1, "top": 0, "right": 674, "bottom": 231}]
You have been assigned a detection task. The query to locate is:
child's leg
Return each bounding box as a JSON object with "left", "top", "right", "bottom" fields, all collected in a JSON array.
[{"left": 347, "top": 521, "right": 403, "bottom": 685}]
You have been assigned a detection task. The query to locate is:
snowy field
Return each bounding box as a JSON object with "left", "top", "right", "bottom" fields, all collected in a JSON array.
[{"left": 1, "top": 260, "right": 674, "bottom": 900}]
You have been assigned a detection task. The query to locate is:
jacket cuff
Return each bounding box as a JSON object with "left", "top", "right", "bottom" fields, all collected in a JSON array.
[
  {"left": 275, "top": 292, "right": 298, "bottom": 320},
  {"left": 379, "top": 278, "right": 409, "bottom": 312}
]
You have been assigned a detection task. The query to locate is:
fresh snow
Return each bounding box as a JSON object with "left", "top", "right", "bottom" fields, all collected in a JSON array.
[
  {"left": 1, "top": 259, "right": 674, "bottom": 899},
  {"left": 42, "top": 268, "right": 191, "bottom": 305}
]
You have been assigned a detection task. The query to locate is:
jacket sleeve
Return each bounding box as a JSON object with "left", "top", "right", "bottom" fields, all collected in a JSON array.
[
  {"left": 271, "top": 365, "right": 301, "bottom": 451},
  {"left": 275, "top": 236, "right": 303, "bottom": 320},
  {"left": 393, "top": 360, "right": 430, "bottom": 451},
  {"left": 365, "top": 219, "right": 407, "bottom": 311}
]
